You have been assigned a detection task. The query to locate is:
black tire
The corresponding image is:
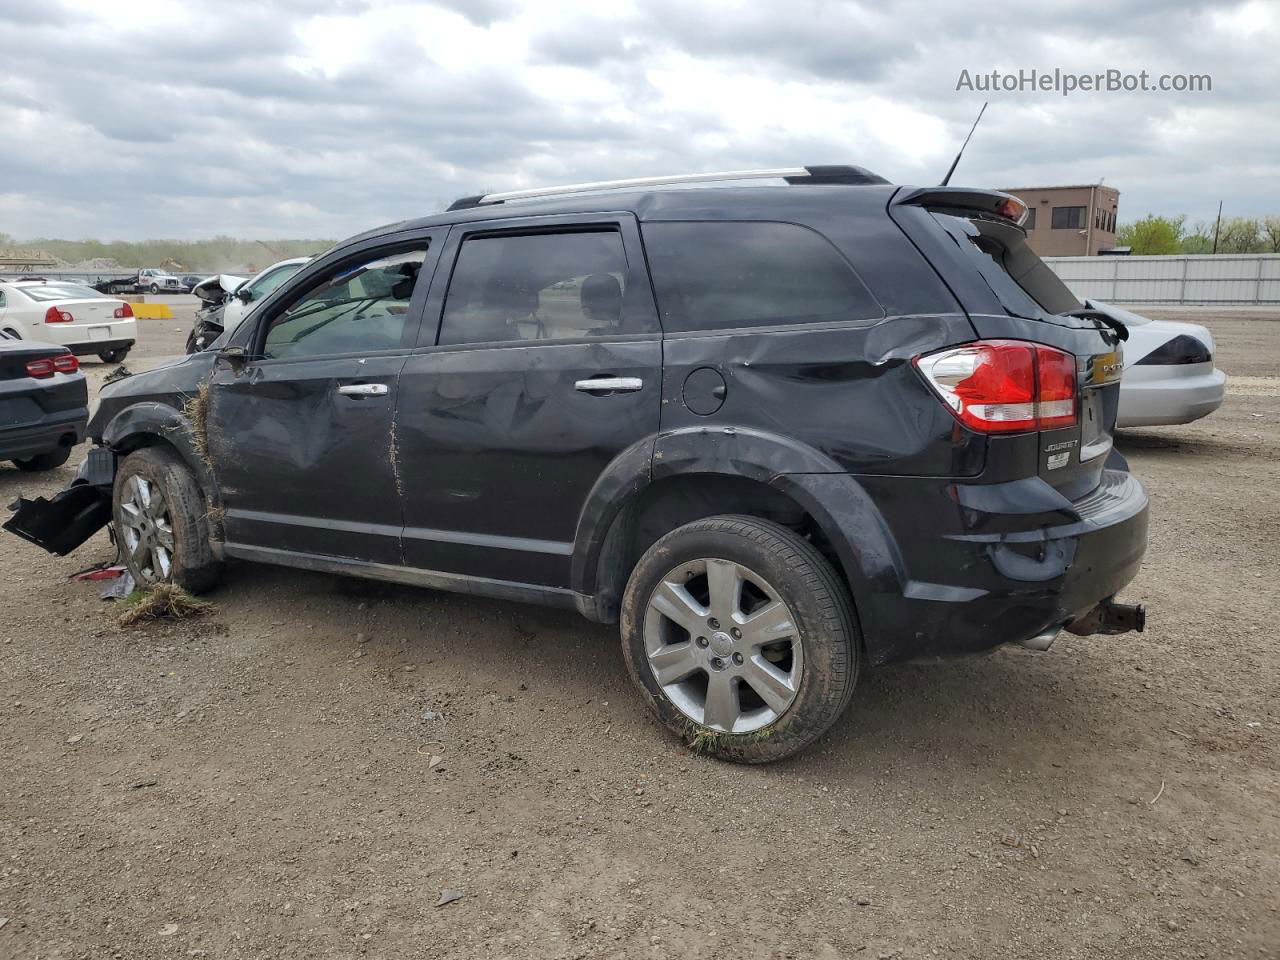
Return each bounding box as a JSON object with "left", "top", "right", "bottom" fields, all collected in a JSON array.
[
  {"left": 149, "top": 283, "right": 160, "bottom": 294},
  {"left": 113, "top": 447, "right": 221, "bottom": 593},
  {"left": 14, "top": 445, "right": 71, "bottom": 472},
  {"left": 620, "top": 515, "right": 859, "bottom": 763},
  {"left": 3, "top": 328, "right": 21, "bottom": 340},
  {"left": 98, "top": 347, "right": 130, "bottom": 364}
]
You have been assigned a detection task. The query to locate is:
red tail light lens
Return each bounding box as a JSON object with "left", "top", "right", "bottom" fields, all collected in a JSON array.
[
  {"left": 44, "top": 306, "right": 74, "bottom": 323},
  {"left": 113, "top": 303, "right": 134, "bottom": 319},
  {"left": 914, "top": 340, "right": 1077, "bottom": 434},
  {"left": 25, "top": 353, "right": 78, "bottom": 378}
]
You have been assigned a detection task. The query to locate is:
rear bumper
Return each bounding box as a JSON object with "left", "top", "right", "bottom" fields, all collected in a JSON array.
[
  {"left": 64, "top": 338, "right": 135, "bottom": 357},
  {"left": 785, "top": 467, "right": 1149, "bottom": 665},
  {"left": 0, "top": 403, "right": 87, "bottom": 460},
  {"left": 1117, "top": 367, "right": 1226, "bottom": 427}
]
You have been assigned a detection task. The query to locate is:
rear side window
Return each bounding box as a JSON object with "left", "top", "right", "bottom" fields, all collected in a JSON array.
[
  {"left": 932, "top": 212, "right": 1081, "bottom": 319},
  {"left": 16, "top": 284, "right": 105, "bottom": 302},
  {"left": 440, "top": 230, "right": 642, "bottom": 346},
  {"left": 642, "top": 221, "right": 881, "bottom": 333}
]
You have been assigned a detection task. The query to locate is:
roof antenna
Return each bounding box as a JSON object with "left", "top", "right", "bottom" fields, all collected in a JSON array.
[{"left": 940, "top": 101, "right": 988, "bottom": 186}]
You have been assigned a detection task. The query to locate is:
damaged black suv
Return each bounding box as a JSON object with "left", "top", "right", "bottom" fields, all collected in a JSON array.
[{"left": 6, "top": 166, "right": 1149, "bottom": 762}]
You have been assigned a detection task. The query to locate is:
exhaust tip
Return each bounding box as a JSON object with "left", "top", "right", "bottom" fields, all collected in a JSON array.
[{"left": 1017, "top": 627, "right": 1060, "bottom": 652}]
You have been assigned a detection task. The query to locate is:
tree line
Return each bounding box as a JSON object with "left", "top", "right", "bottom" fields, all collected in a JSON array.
[
  {"left": 1116, "top": 215, "right": 1280, "bottom": 256},
  {"left": 0, "top": 233, "right": 335, "bottom": 272}
]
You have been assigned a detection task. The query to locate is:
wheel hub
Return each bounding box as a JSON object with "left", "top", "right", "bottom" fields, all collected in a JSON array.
[{"left": 708, "top": 631, "right": 735, "bottom": 658}]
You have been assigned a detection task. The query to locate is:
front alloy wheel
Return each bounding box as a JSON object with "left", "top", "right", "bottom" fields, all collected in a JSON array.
[
  {"left": 118, "top": 475, "right": 176, "bottom": 581},
  {"left": 112, "top": 447, "right": 221, "bottom": 593}
]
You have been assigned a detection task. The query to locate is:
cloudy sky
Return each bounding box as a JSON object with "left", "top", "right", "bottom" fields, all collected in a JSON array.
[{"left": 2, "top": 0, "right": 1276, "bottom": 241}]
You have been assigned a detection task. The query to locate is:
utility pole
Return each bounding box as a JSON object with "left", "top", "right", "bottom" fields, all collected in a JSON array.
[{"left": 1212, "top": 200, "right": 1223, "bottom": 254}]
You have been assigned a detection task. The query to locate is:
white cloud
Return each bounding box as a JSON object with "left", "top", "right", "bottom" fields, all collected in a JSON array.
[{"left": 0, "top": 0, "right": 1275, "bottom": 240}]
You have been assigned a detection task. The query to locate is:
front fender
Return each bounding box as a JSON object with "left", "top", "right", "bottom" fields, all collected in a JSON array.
[{"left": 101, "top": 401, "right": 219, "bottom": 508}]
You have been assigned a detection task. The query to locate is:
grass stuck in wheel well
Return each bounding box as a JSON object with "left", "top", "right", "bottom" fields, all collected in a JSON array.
[
  {"left": 117, "top": 583, "right": 212, "bottom": 627},
  {"left": 181, "top": 382, "right": 212, "bottom": 470}
]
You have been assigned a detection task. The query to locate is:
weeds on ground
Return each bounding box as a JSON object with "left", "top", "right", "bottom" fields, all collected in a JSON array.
[{"left": 117, "top": 583, "right": 211, "bottom": 627}]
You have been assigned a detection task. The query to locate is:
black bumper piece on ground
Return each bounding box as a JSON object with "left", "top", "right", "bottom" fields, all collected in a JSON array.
[
  {"left": 4, "top": 484, "right": 111, "bottom": 556},
  {"left": 3, "top": 446, "right": 116, "bottom": 555}
]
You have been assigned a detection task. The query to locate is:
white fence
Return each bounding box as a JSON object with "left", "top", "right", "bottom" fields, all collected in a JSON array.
[{"left": 1043, "top": 254, "right": 1280, "bottom": 305}]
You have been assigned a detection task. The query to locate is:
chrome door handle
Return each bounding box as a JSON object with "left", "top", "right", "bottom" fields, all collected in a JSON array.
[
  {"left": 338, "top": 383, "right": 389, "bottom": 397},
  {"left": 574, "top": 377, "right": 643, "bottom": 394}
]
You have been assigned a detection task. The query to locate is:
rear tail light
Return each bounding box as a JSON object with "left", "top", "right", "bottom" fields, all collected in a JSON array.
[
  {"left": 1135, "top": 334, "right": 1211, "bottom": 365},
  {"left": 25, "top": 353, "right": 78, "bottom": 378},
  {"left": 914, "top": 340, "right": 1077, "bottom": 434},
  {"left": 114, "top": 303, "right": 134, "bottom": 319},
  {"left": 44, "top": 306, "right": 74, "bottom": 323}
]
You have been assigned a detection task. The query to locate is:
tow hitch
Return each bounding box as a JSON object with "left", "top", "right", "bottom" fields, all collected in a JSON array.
[{"left": 1065, "top": 599, "right": 1146, "bottom": 637}]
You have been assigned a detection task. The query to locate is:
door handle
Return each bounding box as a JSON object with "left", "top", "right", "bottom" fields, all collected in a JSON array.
[
  {"left": 338, "top": 383, "right": 389, "bottom": 397},
  {"left": 574, "top": 377, "right": 643, "bottom": 394}
]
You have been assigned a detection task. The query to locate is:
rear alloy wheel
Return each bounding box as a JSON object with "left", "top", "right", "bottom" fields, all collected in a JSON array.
[
  {"left": 113, "top": 447, "right": 220, "bottom": 593},
  {"left": 620, "top": 515, "right": 858, "bottom": 763}
]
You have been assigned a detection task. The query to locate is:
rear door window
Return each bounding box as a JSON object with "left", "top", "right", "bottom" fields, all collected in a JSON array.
[
  {"left": 932, "top": 212, "right": 1081, "bottom": 320},
  {"left": 641, "top": 221, "right": 882, "bottom": 333},
  {"left": 439, "top": 229, "right": 643, "bottom": 345}
]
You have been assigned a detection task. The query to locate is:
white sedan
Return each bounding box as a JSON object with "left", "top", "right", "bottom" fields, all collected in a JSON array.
[
  {"left": 1087, "top": 300, "right": 1226, "bottom": 428},
  {"left": 0, "top": 280, "right": 138, "bottom": 363}
]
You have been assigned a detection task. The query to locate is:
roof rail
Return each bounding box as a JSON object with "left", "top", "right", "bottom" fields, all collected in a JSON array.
[{"left": 447, "top": 164, "right": 888, "bottom": 211}]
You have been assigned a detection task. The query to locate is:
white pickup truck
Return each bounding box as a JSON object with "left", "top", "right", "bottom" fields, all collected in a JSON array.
[{"left": 95, "top": 268, "right": 186, "bottom": 295}]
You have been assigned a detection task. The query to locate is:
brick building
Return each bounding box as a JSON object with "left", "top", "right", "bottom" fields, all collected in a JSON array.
[{"left": 996, "top": 184, "right": 1120, "bottom": 257}]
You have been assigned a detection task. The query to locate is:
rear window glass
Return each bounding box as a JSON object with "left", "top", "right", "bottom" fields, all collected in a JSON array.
[
  {"left": 440, "top": 230, "right": 645, "bottom": 345},
  {"left": 932, "top": 213, "right": 1080, "bottom": 319},
  {"left": 16, "top": 284, "right": 106, "bottom": 302},
  {"left": 642, "top": 221, "right": 881, "bottom": 332}
]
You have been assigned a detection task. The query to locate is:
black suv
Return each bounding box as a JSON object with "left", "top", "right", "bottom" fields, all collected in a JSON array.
[{"left": 6, "top": 166, "right": 1149, "bottom": 762}]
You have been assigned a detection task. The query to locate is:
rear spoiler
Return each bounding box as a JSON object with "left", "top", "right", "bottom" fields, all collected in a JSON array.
[{"left": 894, "top": 187, "right": 1028, "bottom": 227}]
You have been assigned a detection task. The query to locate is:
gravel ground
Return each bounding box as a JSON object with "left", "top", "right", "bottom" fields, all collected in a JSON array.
[{"left": 1, "top": 303, "right": 1277, "bottom": 959}]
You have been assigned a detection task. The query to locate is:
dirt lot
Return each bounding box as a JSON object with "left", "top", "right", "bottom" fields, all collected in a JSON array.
[{"left": 2, "top": 304, "right": 1277, "bottom": 959}]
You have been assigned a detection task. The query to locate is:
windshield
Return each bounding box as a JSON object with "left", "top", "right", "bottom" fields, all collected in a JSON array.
[
  {"left": 932, "top": 211, "right": 1081, "bottom": 320},
  {"left": 246, "top": 262, "right": 305, "bottom": 297},
  {"left": 16, "top": 284, "right": 107, "bottom": 302}
]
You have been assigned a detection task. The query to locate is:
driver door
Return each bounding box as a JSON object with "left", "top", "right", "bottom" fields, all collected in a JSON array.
[{"left": 205, "top": 231, "right": 443, "bottom": 565}]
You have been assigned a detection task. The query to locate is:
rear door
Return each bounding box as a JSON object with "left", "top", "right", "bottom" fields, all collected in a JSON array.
[
  {"left": 205, "top": 232, "right": 442, "bottom": 564},
  {"left": 396, "top": 213, "right": 662, "bottom": 587}
]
